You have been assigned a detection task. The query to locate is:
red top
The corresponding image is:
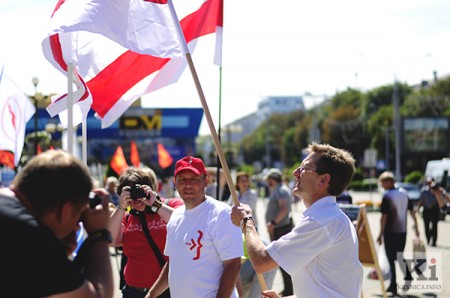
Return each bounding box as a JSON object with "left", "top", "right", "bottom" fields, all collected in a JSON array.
[{"left": 122, "top": 198, "right": 184, "bottom": 288}]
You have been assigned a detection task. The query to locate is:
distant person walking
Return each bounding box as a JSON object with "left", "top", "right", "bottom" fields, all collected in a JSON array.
[
  {"left": 418, "top": 178, "right": 446, "bottom": 246},
  {"left": 377, "top": 171, "right": 419, "bottom": 295}
]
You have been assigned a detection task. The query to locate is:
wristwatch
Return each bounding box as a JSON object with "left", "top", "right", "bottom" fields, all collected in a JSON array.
[
  {"left": 150, "top": 195, "right": 163, "bottom": 213},
  {"left": 87, "top": 228, "right": 112, "bottom": 244},
  {"left": 240, "top": 216, "right": 256, "bottom": 230}
]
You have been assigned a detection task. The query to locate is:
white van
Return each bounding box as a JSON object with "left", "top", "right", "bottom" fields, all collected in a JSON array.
[{"left": 424, "top": 158, "right": 450, "bottom": 187}]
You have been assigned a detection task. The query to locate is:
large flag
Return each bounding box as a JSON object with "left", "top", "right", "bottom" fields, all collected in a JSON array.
[
  {"left": 42, "top": 0, "right": 186, "bottom": 128},
  {"left": 42, "top": 0, "right": 222, "bottom": 128},
  {"left": 157, "top": 143, "right": 173, "bottom": 169},
  {"left": 130, "top": 140, "right": 141, "bottom": 168},
  {"left": 110, "top": 146, "right": 128, "bottom": 175},
  {"left": 0, "top": 65, "right": 36, "bottom": 167}
]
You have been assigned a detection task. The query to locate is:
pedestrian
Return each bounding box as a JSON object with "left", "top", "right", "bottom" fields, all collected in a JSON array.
[
  {"left": 0, "top": 150, "right": 114, "bottom": 297},
  {"left": 109, "top": 167, "right": 184, "bottom": 298},
  {"left": 105, "top": 176, "right": 120, "bottom": 205},
  {"left": 417, "top": 180, "right": 446, "bottom": 246},
  {"left": 376, "top": 171, "right": 420, "bottom": 295},
  {"left": 231, "top": 143, "right": 363, "bottom": 298},
  {"left": 146, "top": 156, "right": 243, "bottom": 298},
  {"left": 265, "top": 168, "right": 294, "bottom": 296},
  {"left": 228, "top": 171, "right": 259, "bottom": 228}
]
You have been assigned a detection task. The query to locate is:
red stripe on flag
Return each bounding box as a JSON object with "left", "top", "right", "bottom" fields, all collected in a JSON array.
[
  {"left": 89, "top": 53, "right": 169, "bottom": 118},
  {"left": 143, "top": 0, "right": 168, "bottom": 3},
  {"left": 88, "top": 0, "right": 221, "bottom": 118}
]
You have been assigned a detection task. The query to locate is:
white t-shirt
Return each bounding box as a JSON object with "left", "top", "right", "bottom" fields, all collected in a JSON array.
[
  {"left": 165, "top": 196, "right": 243, "bottom": 298},
  {"left": 266, "top": 196, "right": 363, "bottom": 298}
]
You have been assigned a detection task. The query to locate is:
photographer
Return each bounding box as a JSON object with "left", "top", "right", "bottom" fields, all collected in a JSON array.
[
  {"left": 0, "top": 150, "right": 114, "bottom": 298},
  {"left": 108, "top": 167, "right": 183, "bottom": 298}
]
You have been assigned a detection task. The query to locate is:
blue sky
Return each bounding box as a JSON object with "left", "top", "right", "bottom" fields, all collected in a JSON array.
[{"left": 1, "top": 0, "right": 450, "bottom": 135}]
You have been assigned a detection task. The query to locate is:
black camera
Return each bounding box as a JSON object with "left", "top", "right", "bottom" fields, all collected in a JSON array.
[
  {"left": 130, "top": 185, "right": 146, "bottom": 200},
  {"left": 89, "top": 192, "right": 102, "bottom": 209}
]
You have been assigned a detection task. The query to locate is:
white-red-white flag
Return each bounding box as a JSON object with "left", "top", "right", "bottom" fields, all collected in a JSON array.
[
  {"left": 0, "top": 65, "right": 36, "bottom": 166},
  {"left": 42, "top": 0, "right": 187, "bottom": 128},
  {"left": 43, "top": 0, "right": 222, "bottom": 128}
]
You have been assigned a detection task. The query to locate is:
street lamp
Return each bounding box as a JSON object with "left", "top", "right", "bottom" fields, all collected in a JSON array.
[{"left": 32, "top": 77, "right": 39, "bottom": 155}]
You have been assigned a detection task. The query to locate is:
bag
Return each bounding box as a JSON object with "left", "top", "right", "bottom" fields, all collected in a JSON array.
[
  {"left": 368, "top": 244, "right": 391, "bottom": 280},
  {"left": 412, "top": 237, "right": 426, "bottom": 275}
]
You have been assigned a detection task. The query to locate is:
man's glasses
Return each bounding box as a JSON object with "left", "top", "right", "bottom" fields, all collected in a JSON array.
[{"left": 296, "top": 165, "right": 317, "bottom": 173}]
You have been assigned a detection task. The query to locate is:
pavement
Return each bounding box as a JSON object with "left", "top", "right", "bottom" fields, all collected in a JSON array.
[{"left": 110, "top": 191, "right": 450, "bottom": 298}]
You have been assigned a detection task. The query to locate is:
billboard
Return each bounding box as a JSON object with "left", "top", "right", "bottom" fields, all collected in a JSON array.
[{"left": 403, "top": 117, "right": 449, "bottom": 153}]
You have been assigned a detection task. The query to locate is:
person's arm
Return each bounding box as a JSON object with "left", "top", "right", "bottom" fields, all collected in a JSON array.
[
  {"left": 145, "top": 261, "right": 170, "bottom": 298},
  {"left": 216, "top": 257, "right": 241, "bottom": 298},
  {"left": 409, "top": 209, "right": 420, "bottom": 237},
  {"left": 48, "top": 190, "right": 114, "bottom": 298},
  {"left": 243, "top": 218, "right": 279, "bottom": 273},
  {"left": 377, "top": 214, "right": 387, "bottom": 245},
  {"left": 231, "top": 205, "right": 279, "bottom": 273},
  {"left": 109, "top": 189, "right": 131, "bottom": 246}
]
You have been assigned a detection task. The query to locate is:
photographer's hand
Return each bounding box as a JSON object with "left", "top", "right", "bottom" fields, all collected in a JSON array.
[{"left": 82, "top": 188, "right": 110, "bottom": 233}]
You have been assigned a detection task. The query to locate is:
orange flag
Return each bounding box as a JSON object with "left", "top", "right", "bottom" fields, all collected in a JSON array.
[
  {"left": 0, "top": 150, "right": 15, "bottom": 169},
  {"left": 130, "top": 141, "right": 141, "bottom": 168},
  {"left": 110, "top": 146, "right": 128, "bottom": 175},
  {"left": 158, "top": 143, "right": 173, "bottom": 169}
]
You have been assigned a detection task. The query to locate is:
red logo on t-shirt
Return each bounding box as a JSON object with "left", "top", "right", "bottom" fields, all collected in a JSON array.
[{"left": 189, "top": 230, "right": 203, "bottom": 260}]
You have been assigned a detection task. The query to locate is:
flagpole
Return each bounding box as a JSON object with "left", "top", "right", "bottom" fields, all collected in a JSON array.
[
  {"left": 216, "top": 65, "right": 223, "bottom": 200},
  {"left": 82, "top": 119, "right": 87, "bottom": 165},
  {"left": 67, "top": 63, "right": 74, "bottom": 155}
]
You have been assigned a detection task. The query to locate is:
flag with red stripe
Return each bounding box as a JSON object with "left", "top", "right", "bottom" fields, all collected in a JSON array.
[
  {"left": 0, "top": 65, "right": 36, "bottom": 166},
  {"left": 42, "top": 0, "right": 186, "bottom": 127},
  {"left": 42, "top": 0, "right": 222, "bottom": 128}
]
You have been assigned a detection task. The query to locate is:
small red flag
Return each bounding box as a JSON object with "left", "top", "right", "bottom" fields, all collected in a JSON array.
[
  {"left": 158, "top": 143, "right": 173, "bottom": 169},
  {"left": 130, "top": 141, "right": 141, "bottom": 168},
  {"left": 110, "top": 146, "right": 128, "bottom": 175},
  {"left": 0, "top": 150, "right": 15, "bottom": 169}
]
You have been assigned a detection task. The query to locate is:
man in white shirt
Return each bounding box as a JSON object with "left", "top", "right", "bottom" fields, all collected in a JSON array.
[
  {"left": 147, "top": 156, "right": 243, "bottom": 298},
  {"left": 231, "top": 143, "right": 363, "bottom": 298}
]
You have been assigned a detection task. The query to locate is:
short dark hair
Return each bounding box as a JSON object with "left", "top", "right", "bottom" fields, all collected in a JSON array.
[
  {"left": 12, "top": 150, "right": 93, "bottom": 216},
  {"left": 307, "top": 143, "right": 355, "bottom": 196}
]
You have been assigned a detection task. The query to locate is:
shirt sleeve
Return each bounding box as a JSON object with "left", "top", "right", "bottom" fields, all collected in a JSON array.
[{"left": 380, "top": 196, "right": 390, "bottom": 214}]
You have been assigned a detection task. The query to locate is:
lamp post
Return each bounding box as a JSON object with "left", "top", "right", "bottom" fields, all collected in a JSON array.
[{"left": 32, "top": 77, "right": 39, "bottom": 155}]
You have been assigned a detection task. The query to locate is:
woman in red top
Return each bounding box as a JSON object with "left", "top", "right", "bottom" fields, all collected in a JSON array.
[{"left": 109, "top": 167, "right": 183, "bottom": 298}]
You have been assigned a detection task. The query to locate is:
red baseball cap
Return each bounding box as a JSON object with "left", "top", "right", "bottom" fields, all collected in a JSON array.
[{"left": 174, "top": 156, "right": 206, "bottom": 176}]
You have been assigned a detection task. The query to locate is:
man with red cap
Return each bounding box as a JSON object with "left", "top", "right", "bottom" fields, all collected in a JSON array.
[{"left": 146, "top": 156, "right": 243, "bottom": 298}]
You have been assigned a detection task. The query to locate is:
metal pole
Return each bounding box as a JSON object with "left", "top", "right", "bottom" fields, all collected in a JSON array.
[
  {"left": 393, "top": 79, "right": 401, "bottom": 180},
  {"left": 32, "top": 77, "right": 39, "bottom": 156}
]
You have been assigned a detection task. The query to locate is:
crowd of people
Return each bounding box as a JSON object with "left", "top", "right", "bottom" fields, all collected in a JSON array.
[{"left": 6, "top": 142, "right": 445, "bottom": 297}]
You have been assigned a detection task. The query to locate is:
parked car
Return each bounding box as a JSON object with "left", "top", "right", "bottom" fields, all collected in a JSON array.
[{"left": 395, "top": 182, "right": 421, "bottom": 205}]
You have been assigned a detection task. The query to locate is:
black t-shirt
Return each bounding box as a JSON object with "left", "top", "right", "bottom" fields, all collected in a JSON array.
[
  {"left": 380, "top": 188, "right": 413, "bottom": 234},
  {"left": 0, "top": 194, "right": 84, "bottom": 297}
]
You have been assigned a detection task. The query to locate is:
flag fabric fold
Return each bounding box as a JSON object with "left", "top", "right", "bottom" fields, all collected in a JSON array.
[
  {"left": 43, "top": 0, "right": 186, "bottom": 128},
  {"left": 42, "top": 0, "right": 222, "bottom": 128},
  {"left": 157, "top": 143, "right": 173, "bottom": 169},
  {"left": 110, "top": 146, "right": 128, "bottom": 175},
  {"left": 0, "top": 65, "right": 36, "bottom": 166},
  {"left": 130, "top": 140, "right": 141, "bottom": 168}
]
